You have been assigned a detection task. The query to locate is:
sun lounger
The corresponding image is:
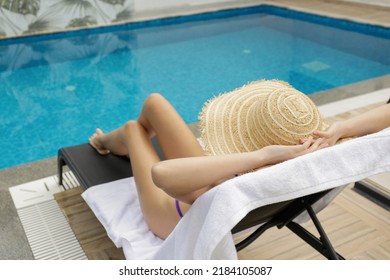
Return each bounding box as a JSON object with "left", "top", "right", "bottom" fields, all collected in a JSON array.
[{"left": 58, "top": 128, "right": 390, "bottom": 259}]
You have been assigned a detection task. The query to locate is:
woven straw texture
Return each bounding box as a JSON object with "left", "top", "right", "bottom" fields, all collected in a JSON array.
[{"left": 199, "top": 80, "right": 328, "bottom": 155}]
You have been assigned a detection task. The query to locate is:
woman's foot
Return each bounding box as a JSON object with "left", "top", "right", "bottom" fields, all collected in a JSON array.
[{"left": 89, "top": 129, "right": 111, "bottom": 155}]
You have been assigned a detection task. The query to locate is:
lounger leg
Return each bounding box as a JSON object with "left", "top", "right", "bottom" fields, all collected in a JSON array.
[
  {"left": 235, "top": 220, "right": 280, "bottom": 251},
  {"left": 286, "top": 200, "right": 344, "bottom": 260},
  {"left": 57, "top": 151, "right": 66, "bottom": 190}
]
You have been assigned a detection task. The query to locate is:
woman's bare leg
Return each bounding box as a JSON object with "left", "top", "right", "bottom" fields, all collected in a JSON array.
[
  {"left": 89, "top": 128, "right": 128, "bottom": 156},
  {"left": 90, "top": 94, "right": 203, "bottom": 158},
  {"left": 89, "top": 94, "right": 205, "bottom": 238}
]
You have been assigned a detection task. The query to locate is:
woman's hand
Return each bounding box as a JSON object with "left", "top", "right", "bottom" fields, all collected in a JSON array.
[
  {"left": 261, "top": 137, "right": 328, "bottom": 166},
  {"left": 311, "top": 121, "right": 345, "bottom": 146}
]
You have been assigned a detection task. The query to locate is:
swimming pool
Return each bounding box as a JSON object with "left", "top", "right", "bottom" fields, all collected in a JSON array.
[{"left": 1, "top": 5, "right": 390, "bottom": 170}]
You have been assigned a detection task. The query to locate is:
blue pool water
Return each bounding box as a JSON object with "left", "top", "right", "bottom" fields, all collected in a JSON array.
[{"left": 1, "top": 6, "right": 390, "bottom": 169}]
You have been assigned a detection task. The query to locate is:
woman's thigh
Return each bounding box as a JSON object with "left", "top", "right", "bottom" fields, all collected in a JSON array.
[
  {"left": 126, "top": 94, "right": 204, "bottom": 238},
  {"left": 122, "top": 121, "right": 185, "bottom": 239}
]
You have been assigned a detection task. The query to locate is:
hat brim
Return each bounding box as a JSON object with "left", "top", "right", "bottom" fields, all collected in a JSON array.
[{"left": 199, "top": 80, "right": 328, "bottom": 155}]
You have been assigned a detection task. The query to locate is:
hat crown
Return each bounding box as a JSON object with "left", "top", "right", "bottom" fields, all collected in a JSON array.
[
  {"left": 248, "top": 87, "right": 322, "bottom": 148},
  {"left": 284, "top": 95, "right": 311, "bottom": 120}
]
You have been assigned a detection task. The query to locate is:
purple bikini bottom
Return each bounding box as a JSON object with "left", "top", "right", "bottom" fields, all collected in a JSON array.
[{"left": 175, "top": 199, "right": 184, "bottom": 218}]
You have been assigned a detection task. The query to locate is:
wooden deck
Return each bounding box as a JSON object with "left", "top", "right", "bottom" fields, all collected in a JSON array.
[
  {"left": 55, "top": 102, "right": 389, "bottom": 260},
  {"left": 237, "top": 183, "right": 390, "bottom": 260},
  {"left": 55, "top": 188, "right": 125, "bottom": 260}
]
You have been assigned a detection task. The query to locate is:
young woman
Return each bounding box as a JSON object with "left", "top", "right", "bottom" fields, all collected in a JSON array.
[{"left": 89, "top": 81, "right": 390, "bottom": 239}]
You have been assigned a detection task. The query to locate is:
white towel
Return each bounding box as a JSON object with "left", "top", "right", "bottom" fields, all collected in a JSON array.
[
  {"left": 81, "top": 177, "right": 163, "bottom": 259},
  {"left": 82, "top": 128, "right": 390, "bottom": 259}
]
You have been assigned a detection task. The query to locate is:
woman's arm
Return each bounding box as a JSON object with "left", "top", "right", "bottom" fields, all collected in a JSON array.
[
  {"left": 313, "top": 103, "right": 390, "bottom": 146},
  {"left": 152, "top": 137, "right": 326, "bottom": 203}
]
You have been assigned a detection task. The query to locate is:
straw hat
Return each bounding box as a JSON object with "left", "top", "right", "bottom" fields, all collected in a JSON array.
[{"left": 199, "top": 80, "right": 328, "bottom": 155}]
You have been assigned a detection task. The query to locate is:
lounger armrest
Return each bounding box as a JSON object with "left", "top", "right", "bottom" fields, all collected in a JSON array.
[{"left": 58, "top": 144, "right": 132, "bottom": 189}]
